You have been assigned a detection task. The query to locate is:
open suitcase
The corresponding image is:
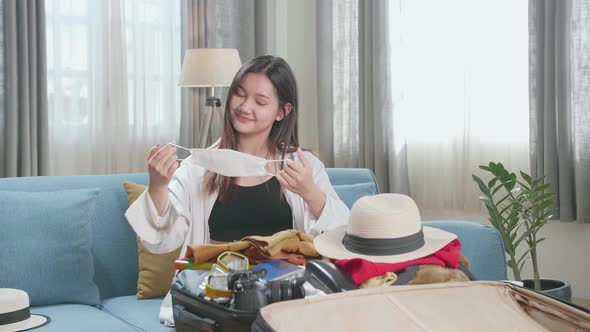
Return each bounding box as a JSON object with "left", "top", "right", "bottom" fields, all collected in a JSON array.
[
  {"left": 171, "top": 282, "right": 257, "bottom": 332},
  {"left": 252, "top": 281, "right": 590, "bottom": 332},
  {"left": 171, "top": 260, "right": 358, "bottom": 332}
]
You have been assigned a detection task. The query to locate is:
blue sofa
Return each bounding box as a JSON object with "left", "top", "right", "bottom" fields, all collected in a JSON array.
[{"left": 0, "top": 169, "right": 506, "bottom": 331}]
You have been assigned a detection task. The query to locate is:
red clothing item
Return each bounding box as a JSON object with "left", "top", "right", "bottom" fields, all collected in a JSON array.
[{"left": 333, "top": 239, "right": 462, "bottom": 285}]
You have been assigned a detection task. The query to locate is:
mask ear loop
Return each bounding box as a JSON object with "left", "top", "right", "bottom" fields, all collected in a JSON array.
[
  {"left": 168, "top": 143, "right": 192, "bottom": 162},
  {"left": 169, "top": 143, "right": 191, "bottom": 152},
  {"left": 266, "top": 140, "right": 295, "bottom": 177}
]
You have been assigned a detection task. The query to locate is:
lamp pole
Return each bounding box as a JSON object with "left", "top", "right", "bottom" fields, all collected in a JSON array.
[{"left": 199, "top": 87, "right": 222, "bottom": 148}]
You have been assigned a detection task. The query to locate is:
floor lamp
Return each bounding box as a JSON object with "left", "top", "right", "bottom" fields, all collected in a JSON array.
[{"left": 178, "top": 48, "right": 242, "bottom": 148}]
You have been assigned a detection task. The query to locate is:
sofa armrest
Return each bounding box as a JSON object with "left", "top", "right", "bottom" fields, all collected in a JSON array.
[{"left": 423, "top": 221, "right": 507, "bottom": 281}]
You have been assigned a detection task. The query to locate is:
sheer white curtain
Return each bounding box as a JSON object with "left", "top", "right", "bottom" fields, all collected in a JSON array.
[
  {"left": 46, "top": 0, "right": 181, "bottom": 175},
  {"left": 390, "top": 0, "right": 530, "bottom": 214},
  {"left": 321, "top": 0, "right": 530, "bottom": 215}
]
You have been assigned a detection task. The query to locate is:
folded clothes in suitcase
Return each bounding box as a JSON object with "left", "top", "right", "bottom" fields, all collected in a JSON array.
[{"left": 253, "top": 281, "right": 590, "bottom": 332}]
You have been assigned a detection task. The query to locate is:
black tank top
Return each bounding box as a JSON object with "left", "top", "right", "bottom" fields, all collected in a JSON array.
[{"left": 208, "top": 177, "right": 293, "bottom": 242}]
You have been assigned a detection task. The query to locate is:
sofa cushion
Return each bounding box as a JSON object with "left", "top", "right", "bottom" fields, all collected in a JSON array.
[
  {"left": 423, "top": 221, "right": 507, "bottom": 281},
  {"left": 31, "top": 304, "right": 135, "bottom": 331},
  {"left": 0, "top": 189, "right": 101, "bottom": 306},
  {"left": 123, "top": 181, "right": 182, "bottom": 300},
  {"left": 326, "top": 168, "right": 379, "bottom": 188},
  {"left": 101, "top": 296, "right": 174, "bottom": 332},
  {"left": 0, "top": 173, "right": 149, "bottom": 300},
  {"left": 333, "top": 182, "right": 378, "bottom": 208},
  {"left": 327, "top": 168, "right": 379, "bottom": 208}
]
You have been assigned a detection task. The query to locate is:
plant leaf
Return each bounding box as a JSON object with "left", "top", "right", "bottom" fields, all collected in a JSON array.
[
  {"left": 532, "top": 176, "right": 546, "bottom": 186},
  {"left": 517, "top": 180, "right": 531, "bottom": 192},
  {"left": 480, "top": 165, "right": 491, "bottom": 172},
  {"left": 506, "top": 174, "right": 517, "bottom": 191},
  {"left": 539, "top": 210, "right": 554, "bottom": 221},
  {"left": 496, "top": 192, "right": 514, "bottom": 207},
  {"left": 488, "top": 177, "right": 498, "bottom": 189},
  {"left": 472, "top": 175, "right": 492, "bottom": 196},
  {"left": 520, "top": 171, "right": 533, "bottom": 185},
  {"left": 492, "top": 184, "right": 505, "bottom": 196},
  {"left": 535, "top": 199, "right": 555, "bottom": 212},
  {"left": 514, "top": 227, "right": 536, "bottom": 248},
  {"left": 534, "top": 193, "right": 554, "bottom": 203}
]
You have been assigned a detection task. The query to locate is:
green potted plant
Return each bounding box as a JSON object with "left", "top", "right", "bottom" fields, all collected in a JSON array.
[{"left": 472, "top": 162, "right": 571, "bottom": 302}]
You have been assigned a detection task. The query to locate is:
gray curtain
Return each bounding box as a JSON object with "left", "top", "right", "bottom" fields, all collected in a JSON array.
[
  {"left": 180, "top": 0, "right": 207, "bottom": 148},
  {"left": 209, "top": 0, "right": 273, "bottom": 60},
  {"left": 317, "top": 0, "right": 335, "bottom": 168},
  {"left": 1, "top": 0, "right": 49, "bottom": 177},
  {"left": 0, "top": 1, "right": 3, "bottom": 156},
  {"left": 529, "top": 0, "right": 590, "bottom": 223},
  {"left": 317, "top": 0, "right": 409, "bottom": 194},
  {"left": 179, "top": 0, "right": 271, "bottom": 148}
]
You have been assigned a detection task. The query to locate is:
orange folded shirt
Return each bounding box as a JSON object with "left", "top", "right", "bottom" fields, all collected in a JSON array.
[{"left": 183, "top": 229, "right": 320, "bottom": 266}]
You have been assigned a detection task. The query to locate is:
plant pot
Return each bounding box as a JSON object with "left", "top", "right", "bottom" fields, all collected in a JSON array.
[{"left": 522, "top": 278, "right": 572, "bottom": 303}]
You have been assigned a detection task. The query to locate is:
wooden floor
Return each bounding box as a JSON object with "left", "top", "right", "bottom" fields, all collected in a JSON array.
[{"left": 572, "top": 298, "right": 590, "bottom": 310}]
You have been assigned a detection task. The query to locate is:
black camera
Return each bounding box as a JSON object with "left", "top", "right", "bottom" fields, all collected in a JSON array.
[{"left": 228, "top": 269, "right": 306, "bottom": 312}]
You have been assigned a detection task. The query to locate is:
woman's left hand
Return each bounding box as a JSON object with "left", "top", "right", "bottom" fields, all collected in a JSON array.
[
  {"left": 277, "top": 148, "right": 327, "bottom": 219},
  {"left": 277, "top": 148, "right": 318, "bottom": 200}
]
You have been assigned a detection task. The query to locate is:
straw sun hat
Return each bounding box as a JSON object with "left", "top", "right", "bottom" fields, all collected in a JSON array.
[
  {"left": 0, "top": 289, "right": 49, "bottom": 332},
  {"left": 314, "top": 194, "right": 457, "bottom": 264}
]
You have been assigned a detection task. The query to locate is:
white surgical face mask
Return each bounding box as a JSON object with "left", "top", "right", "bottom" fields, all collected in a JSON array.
[{"left": 172, "top": 144, "right": 286, "bottom": 177}]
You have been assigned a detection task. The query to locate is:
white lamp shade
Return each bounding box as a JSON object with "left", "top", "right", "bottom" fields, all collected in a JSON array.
[{"left": 178, "top": 48, "right": 242, "bottom": 87}]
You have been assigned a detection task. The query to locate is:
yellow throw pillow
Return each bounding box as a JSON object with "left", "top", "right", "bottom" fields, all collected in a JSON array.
[{"left": 123, "top": 181, "right": 182, "bottom": 300}]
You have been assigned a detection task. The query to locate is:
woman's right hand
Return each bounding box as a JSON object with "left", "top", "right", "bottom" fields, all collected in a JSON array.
[{"left": 147, "top": 143, "right": 178, "bottom": 190}]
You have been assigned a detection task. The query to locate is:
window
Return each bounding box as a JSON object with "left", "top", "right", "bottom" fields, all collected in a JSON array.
[
  {"left": 45, "top": 0, "right": 181, "bottom": 174},
  {"left": 389, "top": 0, "right": 529, "bottom": 213}
]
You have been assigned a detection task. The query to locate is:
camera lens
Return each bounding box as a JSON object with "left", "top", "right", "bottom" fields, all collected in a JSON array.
[
  {"left": 270, "top": 279, "right": 282, "bottom": 303},
  {"left": 268, "top": 278, "right": 306, "bottom": 303},
  {"left": 290, "top": 278, "right": 306, "bottom": 300},
  {"left": 280, "top": 281, "right": 292, "bottom": 301}
]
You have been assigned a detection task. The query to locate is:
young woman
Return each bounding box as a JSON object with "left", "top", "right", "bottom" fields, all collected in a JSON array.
[{"left": 125, "top": 55, "right": 349, "bottom": 326}]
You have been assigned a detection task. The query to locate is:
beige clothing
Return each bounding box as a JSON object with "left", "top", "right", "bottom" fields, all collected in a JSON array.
[{"left": 360, "top": 272, "right": 398, "bottom": 288}]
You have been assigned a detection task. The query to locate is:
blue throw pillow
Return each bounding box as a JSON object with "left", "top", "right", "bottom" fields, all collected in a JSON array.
[
  {"left": 333, "top": 182, "right": 378, "bottom": 208},
  {"left": 0, "top": 189, "right": 101, "bottom": 306}
]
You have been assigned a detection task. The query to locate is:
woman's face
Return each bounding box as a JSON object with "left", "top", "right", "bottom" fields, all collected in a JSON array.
[{"left": 229, "top": 72, "right": 285, "bottom": 137}]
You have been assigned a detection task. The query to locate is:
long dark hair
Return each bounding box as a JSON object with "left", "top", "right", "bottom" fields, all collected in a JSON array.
[{"left": 204, "top": 55, "right": 299, "bottom": 201}]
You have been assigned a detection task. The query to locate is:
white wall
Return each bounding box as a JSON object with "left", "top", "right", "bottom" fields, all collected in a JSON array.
[
  {"left": 522, "top": 221, "right": 590, "bottom": 300},
  {"left": 422, "top": 210, "right": 590, "bottom": 300},
  {"left": 270, "top": 0, "right": 320, "bottom": 154}
]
